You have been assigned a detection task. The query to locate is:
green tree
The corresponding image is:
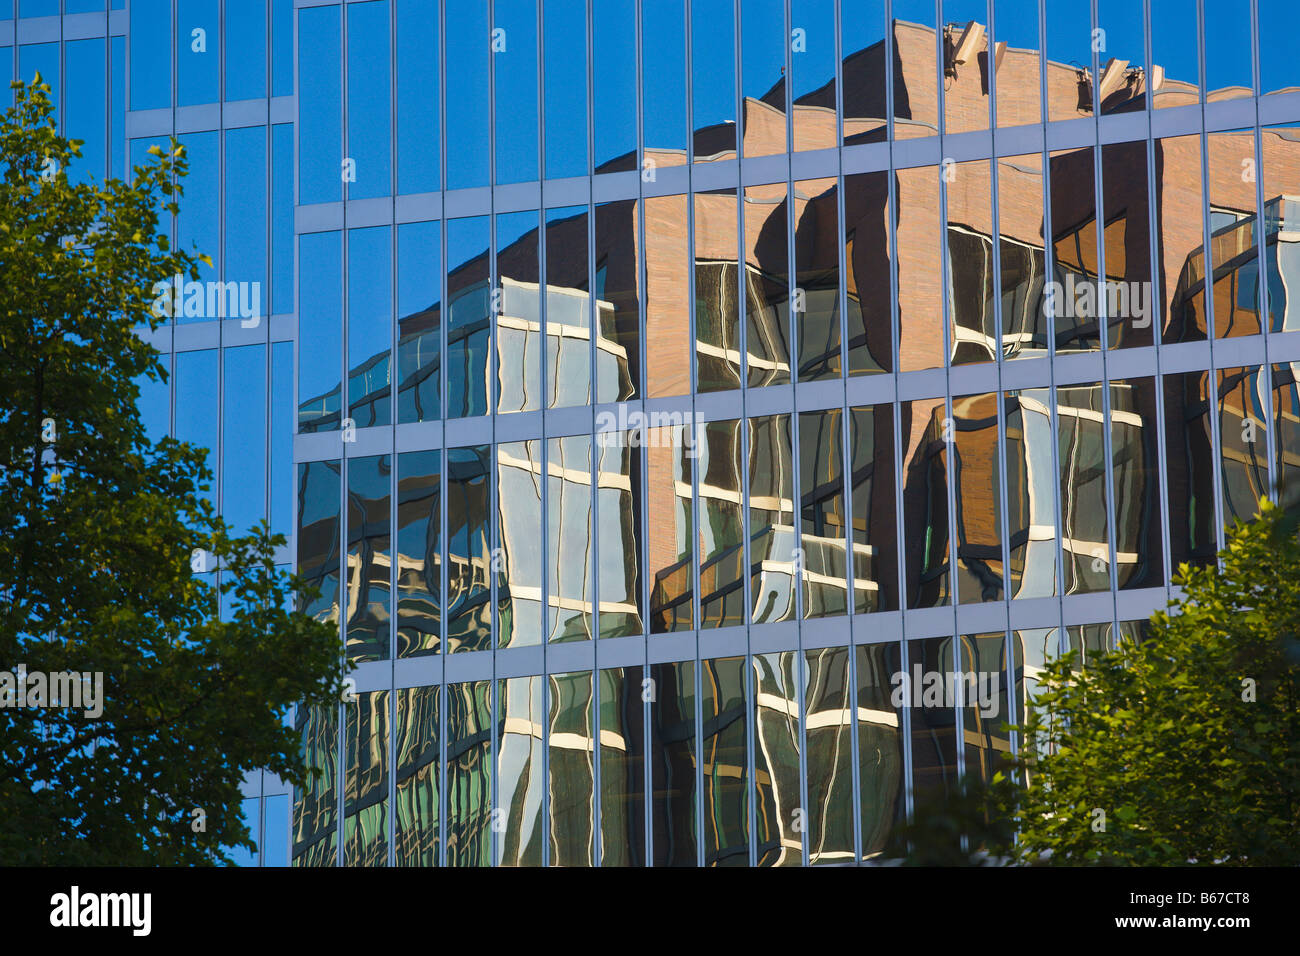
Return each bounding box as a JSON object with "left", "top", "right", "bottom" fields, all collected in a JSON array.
[
  {"left": 1007, "top": 498, "right": 1300, "bottom": 865},
  {"left": 0, "top": 78, "right": 345, "bottom": 864}
]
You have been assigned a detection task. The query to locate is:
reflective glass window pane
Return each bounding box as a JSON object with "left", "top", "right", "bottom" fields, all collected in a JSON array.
[
  {"left": 111, "top": 37, "right": 125, "bottom": 178},
  {"left": 1165, "top": 370, "right": 1217, "bottom": 570},
  {"left": 648, "top": 425, "right": 694, "bottom": 632},
  {"left": 698, "top": 419, "right": 746, "bottom": 629},
  {"left": 906, "top": 636, "right": 959, "bottom": 814},
  {"left": 1208, "top": 129, "right": 1262, "bottom": 339},
  {"left": 343, "top": 690, "right": 389, "bottom": 865},
  {"left": 177, "top": 0, "right": 220, "bottom": 106},
  {"left": 800, "top": 409, "right": 847, "bottom": 618},
  {"left": 645, "top": 194, "right": 692, "bottom": 397},
  {"left": 175, "top": 349, "right": 218, "bottom": 507},
  {"left": 1150, "top": 0, "right": 1199, "bottom": 109},
  {"left": 753, "top": 652, "right": 800, "bottom": 866},
  {"left": 131, "top": 0, "right": 171, "bottom": 111},
  {"left": 1043, "top": 0, "right": 1092, "bottom": 121},
  {"left": 396, "top": 0, "right": 440, "bottom": 194},
  {"left": 299, "top": 231, "right": 344, "bottom": 433},
  {"left": 1217, "top": 365, "right": 1269, "bottom": 529},
  {"left": 273, "top": 0, "right": 294, "bottom": 96},
  {"left": 592, "top": 0, "right": 637, "bottom": 173},
  {"left": 1272, "top": 363, "right": 1300, "bottom": 511},
  {"left": 897, "top": 165, "right": 944, "bottom": 372},
  {"left": 347, "top": 225, "right": 393, "bottom": 428},
  {"left": 299, "top": 5, "right": 342, "bottom": 204},
  {"left": 992, "top": 0, "right": 1041, "bottom": 128},
  {"left": 298, "top": 460, "right": 342, "bottom": 627},
  {"left": 1004, "top": 388, "right": 1058, "bottom": 599},
  {"left": 744, "top": 181, "right": 791, "bottom": 386},
  {"left": 1100, "top": 140, "right": 1154, "bottom": 349},
  {"left": 447, "top": 445, "right": 492, "bottom": 652},
  {"left": 497, "top": 439, "right": 544, "bottom": 647},
  {"left": 596, "top": 431, "right": 644, "bottom": 638},
  {"left": 225, "top": 126, "right": 268, "bottom": 307},
  {"left": 292, "top": 704, "right": 339, "bottom": 866},
  {"left": 397, "top": 220, "right": 442, "bottom": 423},
  {"left": 446, "top": 0, "right": 490, "bottom": 189},
  {"left": 843, "top": 170, "right": 891, "bottom": 374},
  {"left": 891, "top": 0, "right": 939, "bottom": 137},
  {"left": 941, "top": 0, "right": 991, "bottom": 133},
  {"left": 496, "top": 675, "right": 544, "bottom": 866},
  {"left": 447, "top": 216, "right": 491, "bottom": 418},
  {"left": 790, "top": 0, "right": 834, "bottom": 152},
  {"left": 599, "top": 666, "right": 646, "bottom": 865},
  {"left": 594, "top": 199, "right": 641, "bottom": 403},
  {"left": 849, "top": 404, "right": 898, "bottom": 612},
  {"left": 946, "top": 159, "right": 995, "bottom": 366},
  {"left": 544, "top": 0, "right": 587, "bottom": 179},
  {"left": 692, "top": 0, "right": 737, "bottom": 163},
  {"left": 794, "top": 176, "right": 841, "bottom": 381},
  {"left": 264, "top": 794, "right": 290, "bottom": 866},
  {"left": 396, "top": 450, "right": 441, "bottom": 658},
  {"left": 271, "top": 342, "right": 293, "bottom": 538},
  {"left": 545, "top": 205, "right": 592, "bottom": 409},
  {"left": 548, "top": 435, "right": 593, "bottom": 642},
  {"left": 222, "top": 344, "right": 267, "bottom": 535},
  {"left": 960, "top": 633, "right": 1012, "bottom": 786},
  {"left": 1259, "top": 0, "right": 1299, "bottom": 96},
  {"left": 494, "top": 0, "right": 539, "bottom": 185},
  {"left": 702, "top": 656, "right": 748, "bottom": 866},
  {"left": 803, "top": 646, "right": 852, "bottom": 863},
  {"left": 1049, "top": 146, "right": 1101, "bottom": 353},
  {"left": 749, "top": 414, "right": 796, "bottom": 624},
  {"left": 394, "top": 685, "right": 439, "bottom": 865},
  {"left": 1204, "top": 0, "right": 1253, "bottom": 100},
  {"left": 1155, "top": 134, "right": 1206, "bottom": 343},
  {"left": 347, "top": 0, "right": 392, "bottom": 199},
  {"left": 548, "top": 671, "right": 595, "bottom": 865},
  {"left": 346, "top": 454, "right": 391, "bottom": 663},
  {"left": 1109, "top": 378, "right": 1163, "bottom": 589},
  {"left": 901, "top": 397, "right": 950, "bottom": 608},
  {"left": 841, "top": 0, "right": 886, "bottom": 145},
  {"left": 446, "top": 680, "right": 493, "bottom": 866},
  {"left": 995, "top": 152, "right": 1050, "bottom": 359},
  {"left": 1095, "top": 0, "right": 1146, "bottom": 115},
  {"left": 694, "top": 187, "right": 742, "bottom": 392},
  {"left": 642, "top": 0, "right": 688, "bottom": 165},
  {"left": 952, "top": 392, "right": 1004, "bottom": 603},
  {"left": 65, "top": 39, "right": 106, "bottom": 184},
  {"left": 649, "top": 660, "right": 697, "bottom": 866},
  {"left": 271, "top": 123, "right": 294, "bottom": 314},
  {"left": 176, "top": 131, "right": 220, "bottom": 289},
  {"left": 135, "top": 353, "right": 171, "bottom": 445},
  {"left": 1057, "top": 383, "right": 1113, "bottom": 592},
  {"left": 1263, "top": 124, "right": 1300, "bottom": 335},
  {"left": 857, "top": 642, "right": 903, "bottom": 857},
  {"left": 21, "top": 44, "right": 59, "bottom": 129},
  {"left": 225, "top": 0, "right": 268, "bottom": 101},
  {"left": 740, "top": 0, "right": 788, "bottom": 160},
  {"left": 495, "top": 210, "right": 541, "bottom": 414}
]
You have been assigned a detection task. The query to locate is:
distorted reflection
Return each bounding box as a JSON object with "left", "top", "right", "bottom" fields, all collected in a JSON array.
[
  {"left": 799, "top": 410, "right": 849, "bottom": 619},
  {"left": 599, "top": 666, "right": 646, "bottom": 866},
  {"left": 647, "top": 424, "right": 694, "bottom": 632},
  {"left": 698, "top": 420, "right": 746, "bottom": 629},
  {"left": 650, "top": 661, "right": 697, "bottom": 866},
  {"left": 396, "top": 450, "right": 440, "bottom": 657},
  {"left": 749, "top": 415, "right": 797, "bottom": 624},
  {"left": 446, "top": 680, "right": 492, "bottom": 866},
  {"left": 496, "top": 675, "right": 544, "bottom": 866},
  {"left": 346, "top": 454, "right": 391, "bottom": 663},
  {"left": 694, "top": 187, "right": 742, "bottom": 393},
  {"left": 596, "top": 431, "right": 644, "bottom": 639},
  {"left": 446, "top": 446, "right": 492, "bottom": 652},
  {"left": 702, "top": 656, "right": 748, "bottom": 866},
  {"left": 753, "top": 652, "right": 801, "bottom": 867},
  {"left": 1004, "top": 389, "right": 1058, "bottom": 599},
  {"left": 548, "top": 671, "right": 595, "bottom": 866},
  {"left": 850, "top": 405, "right": 898, "bottom": 611},
  {"left": 297, "top": 460, "right": 341, "bottom": 624},
  {"left": 548, "top": 435, "right": 593, "bottom": 642},
  {"left": 292, "top": 703, "right": 338, "bottom": 867},
  {"left": 794, "top": 176, "right": 842, "bottom": 380},
  {"left": 497, "top": 439, "right": 543, "bottom": 647},
  {"left": 1216, "top": 366, "right": 1269, "bottom": 529},
  {"left": 394, "top": 685, "right": 439, "bottom": 866},
  {"left": 343, "top": 690, "right": 389, "bottom": 866},
  {"left": 744, "top": 182, "right": 791, "bottom": 387},
  {"left": 804, "top": 646, "right": 854, "bottom": 864},
  {"left": 1165, "top": 371, "right": 1218, "bottom": 569},
  {"left": 857, "top": 643, "right": 903, "bottom": 858},
  {"left": 951, "top": 393, "right": 1005, "bottom": 603}
]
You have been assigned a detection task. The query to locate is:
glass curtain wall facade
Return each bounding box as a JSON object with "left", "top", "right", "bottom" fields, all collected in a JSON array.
[{"left": 19, "top": 0, "right": 1300, "bottom": 865}]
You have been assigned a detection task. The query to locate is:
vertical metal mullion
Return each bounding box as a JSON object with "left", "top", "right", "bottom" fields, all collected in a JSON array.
[
  {"left": 386, "top": 0, "right": 399, "bottom": 869},
  {"left": 1249, "top": 0, "right": 1278, "bottom": 507},
  {"left": 436, "top": 0, "right": 449, "bottom": 871}
]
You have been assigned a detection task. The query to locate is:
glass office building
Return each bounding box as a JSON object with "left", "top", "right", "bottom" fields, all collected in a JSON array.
[{"left": 11, "top": 0, "right": 1298, "bottom": 865}]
